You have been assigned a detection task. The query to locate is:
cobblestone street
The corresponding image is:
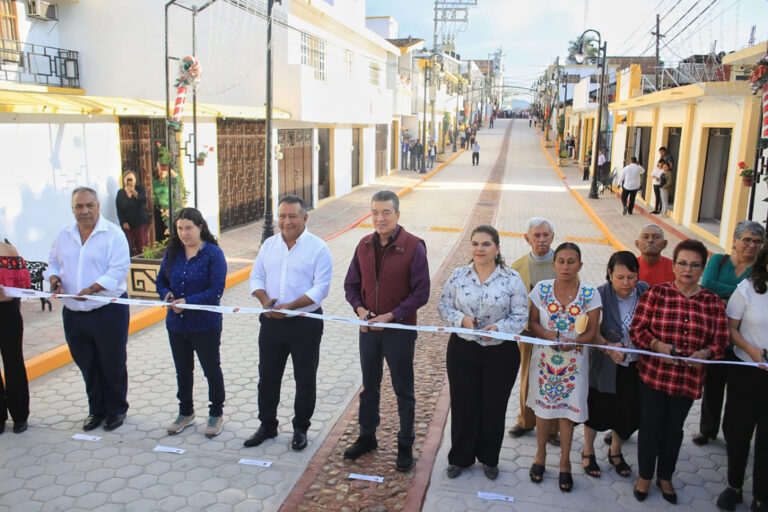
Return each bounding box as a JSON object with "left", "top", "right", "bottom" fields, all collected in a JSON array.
[{"left": 0, "top": 120, "right": 750, "bottom": 511}]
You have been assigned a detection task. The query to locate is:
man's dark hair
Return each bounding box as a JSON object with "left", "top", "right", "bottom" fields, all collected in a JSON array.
[
  {"left": 278, "top": 194, "right": 306, "bottom": 214},
  {"left": 631, "top": 156, "right": 638, "bottom": 163},
  {"left": 659, "top": 146, "right": 667, "bottom": 152},
  {"left": 371, "top": 190, "right": 399, "bottom": 212}
]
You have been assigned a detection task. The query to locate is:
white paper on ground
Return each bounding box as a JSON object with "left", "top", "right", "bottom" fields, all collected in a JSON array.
[
  {"left": 238, "top": 458, "right": 272, "bottom": 467},
  {"left": 152, "top": 445, "right": 186, "bottom": 454},
  {"left": 477, "top": 491, "right": 514, "bottom": 502},
  {"left": 71, "top": 433, "right": 101, "bottom": 441},
  {"left": 348, "top": 473, "right": 384, "bottom": 483}
]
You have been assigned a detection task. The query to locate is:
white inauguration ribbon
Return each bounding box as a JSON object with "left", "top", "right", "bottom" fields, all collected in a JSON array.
[{"left": 4, "top": 286, "right": 765, "bottom": 368}]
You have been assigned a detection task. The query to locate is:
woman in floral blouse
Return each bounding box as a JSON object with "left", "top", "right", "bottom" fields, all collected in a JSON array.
[
  {"left": 527, "top": 242, "right": 601, "bottom": 492},
  {"left": 438, "top": 225, "right": 528, "bottom": 481},
  {"left": 630, "top": 239, "right": 728, "bottom": 504}
]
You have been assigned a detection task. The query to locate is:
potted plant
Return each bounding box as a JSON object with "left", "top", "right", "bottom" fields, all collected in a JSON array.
[
  {"left": 128, "top": 239, "right": 168, "bottom": 298},
  {"left": 196, "top": 151, "right": 207, "bottom": 166},
  {"left": 156, "top": 142, "right": 173, "bottom": 172},
  {"left": 739, "top": 161, "right": 755, "bottom": 187},
  {"left": 558, "top": 147, "right": 568, "bottom": 167}
]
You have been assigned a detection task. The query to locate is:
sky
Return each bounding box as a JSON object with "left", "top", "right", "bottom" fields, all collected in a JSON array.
[{"left": 364, "top": 0, "right": 768, "bottom": 101}]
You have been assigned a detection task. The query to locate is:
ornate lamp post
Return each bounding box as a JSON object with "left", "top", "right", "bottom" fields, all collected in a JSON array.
[
  {"left": 574, "top": 29, "right": 607, "bottom": 200},
  {"left": 262, "top": 0, "right": 282, "bottom": 241}
]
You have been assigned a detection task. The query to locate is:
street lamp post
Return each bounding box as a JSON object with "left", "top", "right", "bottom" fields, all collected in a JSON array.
[
  {"left": 453, "top": 81, "right": 461, "bottom": 152},
  {"left": 261, "top": 0, "right": 281, "bottom": 241},
  {"left": 574, "top": 29, "right": 607, "bottom": 200},
  {"left": 420, "top": 59, "right": 430, "bottom": 174}
]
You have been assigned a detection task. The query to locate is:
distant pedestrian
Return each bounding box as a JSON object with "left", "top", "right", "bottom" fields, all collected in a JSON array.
[
  {"left": 245, "top": 195, "right": 333, "bottom": 452},
  {"left": 583, "top": 150, "right": 592, "bottom": 181},
  {"left": 566, "top": 133, "right": 575, "bottom": 159},
  {"left": 401, "top": 139, "right": 410, "bottom": 170},
  {"left": 409, "top": 139, "right": 417, "bottom": 171},
  {"left": 472, "top": 140, "right": 480, "bottom": 166},
  {"left": 658, "top": 146, "right": 674, "bottom": 172},
  {"left": 343, "top": 190, "right": 430, "bottom": 472},
  {"left": 115, "top": 170, "right": 149, "bottom": 256},
  {"left": 489, "top": 113, "right": 495, "bottom": 129},
  {"left": 529, "top": 117, "right": 532, "bottom": 127},
  {"left": 438, "top": 225, "right": 528, "bottom": 481},
  {"left": 618, "top": 157, "right": 645, "bottom": 215},
  {"left": 660, "top": 162, "right": 674, "bottom": 214},
  {"left": 45, "top": 187, "right": 131, "bottom": 432},
  {"left": 157, "top": 207, "right": 227, "bottom": 438},
  {"left": 0, "top": 240, "right": 31, "bottom": 435},
  {"left": 597, "top": 149, "right": 606, "bottom": 180},
  {"left": 427, "top": 142, "right": 436, "bottom": 170},
  {"left": 717, "top": 243, "right": 768, "bottom": 512},
  {"left": 650, "top": 160, "right": 665, "bottom": 214}
]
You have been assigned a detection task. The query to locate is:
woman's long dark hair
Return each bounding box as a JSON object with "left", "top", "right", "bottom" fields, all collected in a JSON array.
[
  {"left": 469, "top": 225, "right": 506, "bottom": 266},
  {"left": 751, "top": 243, "right": 768, "bottom": 294},
  {"left": 165, "top": 208, "right": 218, "bottom": 275}
]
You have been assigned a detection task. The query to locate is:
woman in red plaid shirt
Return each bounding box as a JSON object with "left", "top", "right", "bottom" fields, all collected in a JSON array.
[{"left": 629, "top": 239, "right": 729, "bottom": 504}]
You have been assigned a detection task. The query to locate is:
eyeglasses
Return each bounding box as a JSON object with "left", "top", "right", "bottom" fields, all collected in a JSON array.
[
  {"left": 739, "top": 237, "right": 764, "bottom": 246},
  {"left": 674, "top": 261, "right": 703, "bottom": 270}
]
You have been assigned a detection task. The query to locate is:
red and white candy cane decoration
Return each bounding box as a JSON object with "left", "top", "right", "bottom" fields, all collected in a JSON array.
[{"left": 168, "top": 56, "right": 202, "bottom": 132}]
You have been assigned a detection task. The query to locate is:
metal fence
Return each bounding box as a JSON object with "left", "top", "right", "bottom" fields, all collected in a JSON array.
[{"left": 0, "top": 38, "right": 79, "bottom": 88}]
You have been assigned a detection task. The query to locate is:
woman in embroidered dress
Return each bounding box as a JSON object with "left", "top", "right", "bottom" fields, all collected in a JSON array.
[
  {"left": 0, "top": 240, "right": 32, "bottom": 434},
  {"left": 583, "top": 251, "right": 649, "bottom": 479},
  {"left": 439, "top": 225, "right": 528, "bottom": 481},
  {"left": 527, "top": 242, "right": 602, "bottom": 492}
]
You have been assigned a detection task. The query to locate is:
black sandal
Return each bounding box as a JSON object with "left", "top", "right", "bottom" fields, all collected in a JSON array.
[
  {"left": 608, "top": 451, "right": 632, "bottom": 477},
  {"left": 581, "top": 453, "right": 601, "bottom": 478},
  {"left": 559, "top": 471, "right": 573, "bottom": 492},
  {"left": 529, "top": 463, "right": 545, "bottom": 483}
]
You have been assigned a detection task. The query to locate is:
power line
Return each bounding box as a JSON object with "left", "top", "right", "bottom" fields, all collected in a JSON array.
[{"left": 640, "top": 0, "right": 705, "bottom": 55}]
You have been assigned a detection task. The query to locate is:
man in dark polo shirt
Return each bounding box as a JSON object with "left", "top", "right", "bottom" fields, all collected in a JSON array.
[{"left": 343, "top": 190, "right": 430, "bottom": 471}]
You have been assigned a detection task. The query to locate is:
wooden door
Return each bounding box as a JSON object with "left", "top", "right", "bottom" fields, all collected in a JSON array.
[
  {"left": 390, "top": 121, "right": 398, "bottom": 172},
  {"left": 375, "top": 124, "right": 388, "bottom": 177},
  {"left": 118, "top": 117, "right": 166, "bottom": 245},
  {"left": 277, "top": 129, "right": 313, "bottom": 206},
  {"left": 351, "top": 128, "right": 361, "bottom": 187},
  {"left": 217, "top": 119, "right": 265, "bottom": 230}
]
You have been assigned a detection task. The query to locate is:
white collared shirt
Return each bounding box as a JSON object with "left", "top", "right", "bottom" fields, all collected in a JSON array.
[
  {"left": 44, "top": 215, "right": 130, "bottom": 311},
  {"left": 249, "top": 228, "right": 333, "bottom": 312},
  {"left": 619, "top": 163, "right": 645, "bottom": 190}
]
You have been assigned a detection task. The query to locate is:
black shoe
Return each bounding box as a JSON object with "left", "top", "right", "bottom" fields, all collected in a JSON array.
[
  {"left": 559, "top": 471, "right": 573, "bottom": 492},
  {"left": 243, "top": 425, "right": 278, "bottom": 448},
  {"left": 343, "top": 435, "right": 378, "bottom": 460},
  {"left": 603, "top": 432, "right": 613, "bottom": 445},
  {"left": 104, "top": 414, "right": 126, "bottom": 431},
  {"left": 657, "top": 478, "right": 677, "bottom": 504},
  {"left": 623, "top": 206, "right": 627, "bottom": 215},
  {"left": 395, "top": 444, "right": 413, "bottom": 472},
  {"left": 752, "top": 499, "right": 768, "bottom": 512},
  {"left": 83, "top": 414, "right": 105, "bottom": 431},
  {"left": 291, "top": 429, "right": 308, "bottom": 451},
  {"left": 508, "top": 424, "right": 532, "bottom": 438},
  {"left": 483, "top": 465, "right": 499, "bottom": 480},
  {"left": 13, "top": 421, "right": 28, "bottom": 434},
  {"left": 692, "top": 432, "right": 714, "bottom": 446},
  {"left": 717, "top": 487, "right": 743, "bottom": 511},
  {"left": 446, "top": 464, "right": 463, "bottom": 478},
  {"left": 633, "top": 487, "right": 648, "bottom": 502},
  {"left": 547, "top": 432, "right": 561, "bottom": 446}
]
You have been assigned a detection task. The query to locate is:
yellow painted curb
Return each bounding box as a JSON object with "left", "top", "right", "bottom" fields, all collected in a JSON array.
[
  {"left": 538, "top": 136, "right": 629, "bottom": 252},
  {"left": 26, "top": 148, "right": 468, "bottom": 381}
]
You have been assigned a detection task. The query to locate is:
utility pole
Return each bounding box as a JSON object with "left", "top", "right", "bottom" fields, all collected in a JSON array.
[{"left": 652, "top": 14, "right": 663, "bottom": 91}]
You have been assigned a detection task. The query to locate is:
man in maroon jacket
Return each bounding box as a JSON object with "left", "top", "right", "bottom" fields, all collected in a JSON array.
[{"left": 343, "top": 190, "right": 430, "bottom": 471}]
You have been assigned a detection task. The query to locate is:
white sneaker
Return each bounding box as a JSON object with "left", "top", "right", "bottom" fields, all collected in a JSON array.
[
  {"left": 204, "top": 416, "right": 223, "bottom": 438},
  {"left": 167, "top": 414, "right": 195, "bottom": 435}
]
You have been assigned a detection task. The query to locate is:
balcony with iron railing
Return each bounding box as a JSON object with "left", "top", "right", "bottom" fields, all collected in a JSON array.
[{"left": 0, "top": 38, "right": 79, "bottom": 88}]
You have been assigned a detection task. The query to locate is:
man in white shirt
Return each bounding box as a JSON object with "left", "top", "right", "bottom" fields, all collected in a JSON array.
[
  {"left": 45, "top": 187, "right": 131, "bottom": 432},
  {"left": 244, "top": 195, "right": 333, "bottom": 451},
  {"left": 618, "top": 156, "right": 645, "bottom": 215}
]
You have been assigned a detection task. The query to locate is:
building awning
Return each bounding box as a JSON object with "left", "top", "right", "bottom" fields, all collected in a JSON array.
[
  {"left": 609, "top": 81, "right": 753, "bottom": 111},
  {"left": 444, "top": 72, "right": 462, "bottom": 84},
  {"left": 0, "top": 89, "right": 291, "bottom": 119}
]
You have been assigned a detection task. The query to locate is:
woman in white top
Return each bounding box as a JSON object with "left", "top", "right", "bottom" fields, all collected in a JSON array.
[
  {"left": 527, "top": 242, "right": 602, "bottom": 492},
  {"left": 651, "top": 160, "right": 665, "bottom": 214},
  {"left": 439, "top": 225, "right": 528, "bottom": 481},
  {"left": 718, "top": 244, "right": 768, "bottom": 512}
]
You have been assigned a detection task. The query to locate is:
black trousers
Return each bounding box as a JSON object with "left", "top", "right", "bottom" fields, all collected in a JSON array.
[
  {"left": 472, "top": 152, "right": 479, "bottom": 165},
  {"left": 257, "top": 310, "right": 323, "bottom": 431},
  {"left": 653, "top": 184, "right": 662, "bottom": 212},
  {"left": 446, "top": 334, "right": 519, "bottom": 467},
  {"left": 699, "top": 348, "right": 736, "bottom": 437},
  {"left": 723, "top": 363, "right": 768, "bottom": 500},
  {"left": 637, "top": 381, "right": 693, "bottom": 481},
  {"left": 62, "top": 299, "right": 130, "bottom": 416},
  {"left": 358, "top": 328, "right": 416, "bottom": 447},
  {"left": 621, "top": 188, "right": 639, "bottom": 213},
  {"left": 0, "top": 300, "right": 29, "bottom": 424},
  {"left": 168, "top": 326, "right": 225, "bottom": 417},
  {"left": 583, "top": 166, "right": 590, "bottom": 181}
]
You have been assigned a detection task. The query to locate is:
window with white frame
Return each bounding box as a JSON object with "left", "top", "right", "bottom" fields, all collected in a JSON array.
[
  {"left": 369, "top": 62, "right": 381, "bottom": 86},
  {"left": 301, "top": 32, "right": 326, "bottom": 81}
]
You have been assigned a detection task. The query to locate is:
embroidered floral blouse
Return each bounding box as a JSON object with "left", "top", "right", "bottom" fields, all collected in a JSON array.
[
  {"left": 438, "top": 263, "right": 528, "bottom": 346},
  {"left": 0, "top": 256, "right": 31, "bottom": 289}
]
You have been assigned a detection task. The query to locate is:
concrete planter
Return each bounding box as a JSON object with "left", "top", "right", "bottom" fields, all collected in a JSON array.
[{"left": 128, "top": 256, "right": 163, "bottom": 298}]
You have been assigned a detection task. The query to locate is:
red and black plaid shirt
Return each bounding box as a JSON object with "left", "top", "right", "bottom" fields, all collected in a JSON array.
[{"left": 630, "top": 282, "right": 729, "bottom": 400}]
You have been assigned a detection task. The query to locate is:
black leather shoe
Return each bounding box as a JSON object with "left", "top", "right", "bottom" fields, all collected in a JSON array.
[
  {"left": 13, "top": 421, "right": 28, "bottom": 434},
  {"left": 343, "top": 435, "right": 378, "bottom": 460},
  {"left": 83, "top": 415, "right": 105, "bottom": 431},
  {"left": 104, "top": 414, "right": 126, "bottom": 431},
  {"left": 633, "top": 487, "right": 648, "bottom": 502},
  {"left": 692, "top": 432, "right": 714, "bottom": 446},
  {"left": 604, "top": 432, "right": 613, "bottom": 445},
  {"left": 716, "top": 487, "right": 743, "bottom": 511},
  {"left": 243, "top": 425, "right": 278, "bottom": 448},
  {"left": 395, "top": 444, "right": 413, "bottom": 472},
  {"left": 291, "top": 429, "right": 308, "bottom": 451},
  {"left": 657, "top": 478, "right": 677, "bottom": 504},
  {"left": 508, "top": 424, "right": 532, "bottom": 438},
  {"left": 752, "top": 498, "right": 768, "bottom": 512}
]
